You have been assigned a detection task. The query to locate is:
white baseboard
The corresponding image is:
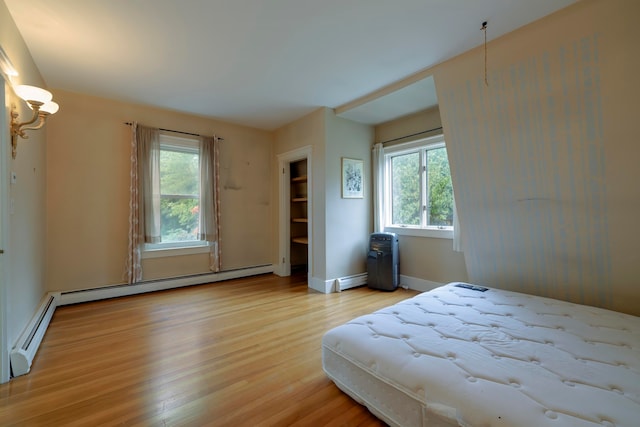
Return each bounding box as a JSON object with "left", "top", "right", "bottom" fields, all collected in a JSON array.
[
  {"left": 308, "top": 276, "right": 333, "bottom": 294},
  {"left": 59, "top": 264, "right": 274, "bottom": 306},
  {"left": 400, "top": 275, "right": 443, "bottom": 292},
  {"left": 10, "top": 292, "right": 60, "bottom": 377},
  {"left": 309, "top": 273, "right": 441, "bottom": 294}
]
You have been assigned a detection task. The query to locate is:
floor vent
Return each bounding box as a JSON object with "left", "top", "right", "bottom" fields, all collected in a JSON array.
[{"left": 10, "top": 293, "right": 58, "bottom": 377}]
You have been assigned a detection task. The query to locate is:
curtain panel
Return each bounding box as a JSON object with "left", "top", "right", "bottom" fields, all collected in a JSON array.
[
  {"left": 372, "top": 143, "right": 385, "bottom": 233},
  {"left": 199, "top": 136, "right": 222, "bottom": 272},
  {"left": 125, "top": 123, "right": 160, "bottom": 284},
  {"left": 137, "top": 125, "right": 161, "bottom": 244}
]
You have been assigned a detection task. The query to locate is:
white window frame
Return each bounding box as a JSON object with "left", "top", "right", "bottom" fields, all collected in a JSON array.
[
  {"left": 383, "top": 135, "right": 454, "bottom": 239},
  {"left": 143, "top": 133, "right": 209, "bottom": 257}
]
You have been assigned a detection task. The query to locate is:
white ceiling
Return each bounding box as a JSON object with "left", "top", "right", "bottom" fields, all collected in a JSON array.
[{"left": 4, "top": 0, "right": 578, "bottom": 130}]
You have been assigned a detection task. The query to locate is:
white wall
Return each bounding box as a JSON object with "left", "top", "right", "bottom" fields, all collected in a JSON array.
[
  {"left": 324, "top": 110, "right": 373, "bottom": 280},
  {"left": 0, "top": 0, "right": 48, "bottom": 358}
]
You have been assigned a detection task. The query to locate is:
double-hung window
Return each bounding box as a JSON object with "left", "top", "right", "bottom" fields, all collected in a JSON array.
[
  {"left": 145, "top": 133, "right": 207, "bottom": 254},
  {"left": 383, "top": 135, "right": 454, "bottom": 238}
]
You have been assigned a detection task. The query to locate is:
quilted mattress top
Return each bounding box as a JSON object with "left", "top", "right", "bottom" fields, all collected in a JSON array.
[{"left": 322, "top": 283, "right": 640, "bottom": 426}]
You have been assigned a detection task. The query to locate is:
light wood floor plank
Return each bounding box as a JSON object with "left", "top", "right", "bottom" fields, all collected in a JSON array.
[{"left": 0, "top": 273, "right": 418, "bottom": 426}]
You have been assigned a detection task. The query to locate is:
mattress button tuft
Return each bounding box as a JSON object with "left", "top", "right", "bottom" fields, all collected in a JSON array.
[
  {"left": 466, "top": 376, "right": 477, "bottom": 383},
  {"left": 599, "top": 419, "right": 614, "bottom": 427},
  {"left": 544, "top": 410, "right": 558, "bottom": 420}
]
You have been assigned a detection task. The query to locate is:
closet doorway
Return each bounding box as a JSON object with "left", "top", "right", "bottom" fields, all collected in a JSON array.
[{"left": 277, "top": 146, "right": 312, "bottom": 281}]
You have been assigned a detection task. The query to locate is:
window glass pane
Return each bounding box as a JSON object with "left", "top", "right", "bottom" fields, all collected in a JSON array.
[
  {"left": 426, "top": 147, "right": 454, "bottom": 226},
  {"left": 391, "top": 152, "right": 421, "bottom": 226},
  {"left": 160, "top": 149, "right": 200, "bottom": 242},
  {"left": 160, "top": 150, "right": 199, "bottom": 195}
]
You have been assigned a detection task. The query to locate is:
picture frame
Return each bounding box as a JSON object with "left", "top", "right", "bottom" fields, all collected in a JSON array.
[{"left": 341, "top": 157, "right": 364, "bottom": 199}]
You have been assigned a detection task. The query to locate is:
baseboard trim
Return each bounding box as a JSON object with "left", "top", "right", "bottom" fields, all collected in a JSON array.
[
  {"left": 58, "top": 264, "right": 274, "bottom": 306},
  {"left": 308, "top": 276, "right": 333, "bottom": 294},
  {"left": 400, "top": 275, "right": 443, "bottom": 292}
]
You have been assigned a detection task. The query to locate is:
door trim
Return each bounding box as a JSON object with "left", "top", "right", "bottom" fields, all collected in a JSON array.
[
  {"left": 276, "top": 146, "right": 312, "bottom": 281},
  {"left": 0, "top": 76, "right": 11, "bottom": 383}
]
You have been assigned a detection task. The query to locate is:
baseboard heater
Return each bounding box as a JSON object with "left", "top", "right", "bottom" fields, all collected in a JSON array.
[
  {"left": 335, "top": 273, "right": 368, "bottom": 292},
  {"left": 10, "top": 292, "right": 59, "bottom": 377}
]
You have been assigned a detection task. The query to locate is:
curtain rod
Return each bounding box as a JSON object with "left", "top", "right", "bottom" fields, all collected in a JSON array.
[
  {"left": 124, "top": 122, "right": 224, "bottom": 141},
  {"left": 379, "top": 126, "right": 443, "bottom": 145}
]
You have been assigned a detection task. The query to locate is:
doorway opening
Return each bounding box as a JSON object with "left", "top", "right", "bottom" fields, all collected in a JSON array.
[{"left": 277, "top": 146, "right": 312, "bottom": 282}]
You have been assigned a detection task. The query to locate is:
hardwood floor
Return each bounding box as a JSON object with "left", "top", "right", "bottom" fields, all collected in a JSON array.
[{"left": 0, "top": 274, "right": 418, "bottom": 426}]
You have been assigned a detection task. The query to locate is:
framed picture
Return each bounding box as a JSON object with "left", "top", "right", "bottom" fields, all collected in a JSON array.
[{"left": 342, "top": 157, "right": 364, "bottom": 199}]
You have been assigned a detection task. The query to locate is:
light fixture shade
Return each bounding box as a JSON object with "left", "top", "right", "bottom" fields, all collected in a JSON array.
[
  {"left": 40, "top": 101, "right": 59, "bottom": 115},
  {"left": 14, "top": 84, "right": 53, "bottom": 104}
]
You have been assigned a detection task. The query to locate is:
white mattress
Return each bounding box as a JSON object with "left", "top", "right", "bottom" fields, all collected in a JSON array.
[{"left": 322, "top": 283, "right": 640, "bottom": 427}]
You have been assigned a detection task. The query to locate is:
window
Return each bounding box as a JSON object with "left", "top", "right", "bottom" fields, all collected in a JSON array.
[
  {"left": 145, "top": 134, "right": 207, "bottom": 253},
  {"left": 384, "top": 135, "right": 454, "bottom": 238}
]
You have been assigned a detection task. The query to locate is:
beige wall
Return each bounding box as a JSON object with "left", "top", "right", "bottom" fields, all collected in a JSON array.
[
  {"left": 273, "top": 108, "right": 374, "bottom": 285},
  {"left": 1, "top": 1, "right": 48, "bottom": 350},
  {"left": 274, "top": 108, "right": 326, "bottom": 279},
  {"left": 46, "top": 90, "right": 273, "bottom": 291},
  {"left": 374, "top": 107, "right": 469, "bottom": 285},
  {"left": 433, "top": 0, "right": 640, "bottom": 314}
]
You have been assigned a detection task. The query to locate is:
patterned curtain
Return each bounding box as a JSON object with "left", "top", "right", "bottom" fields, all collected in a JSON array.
[
  {"left": 125, "top": 122, "right": 142, "bottom": 284},
  {"left": 199, "top": 135, "right": 221, "bottom": 271},
  {"left": 125, "top": 123, "right": 160, "bottom": 284}
]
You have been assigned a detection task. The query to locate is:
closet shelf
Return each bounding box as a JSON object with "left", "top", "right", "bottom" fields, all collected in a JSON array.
[
  {"left": 292, "top": 218, "right": 308, "bottom": 223},
  {"left": 292, "top": 197, "right": 308, "bottom": 202},
  {"left": 291, "top": 175, "right": 308, "bottom": 183},
  {"left": 291, "top": 237, "right": 308, "bottom": 245}
]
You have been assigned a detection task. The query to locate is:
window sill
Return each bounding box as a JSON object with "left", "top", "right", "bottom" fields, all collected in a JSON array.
[
  {"left": 384, "top": 226, "right": 453, "bottom": 239},
  {"left": 142, "top": 242, "right": 209, "bottom": 259}
]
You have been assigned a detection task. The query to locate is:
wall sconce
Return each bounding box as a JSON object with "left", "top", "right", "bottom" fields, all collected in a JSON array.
[{"left": 10, "top": 85, "right": 59, "bottom": 159}]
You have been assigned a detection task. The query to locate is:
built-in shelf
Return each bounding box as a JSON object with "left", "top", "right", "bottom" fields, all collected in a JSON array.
[{"left": 290, "top": 160, "right": 308, "bottom": 272}]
